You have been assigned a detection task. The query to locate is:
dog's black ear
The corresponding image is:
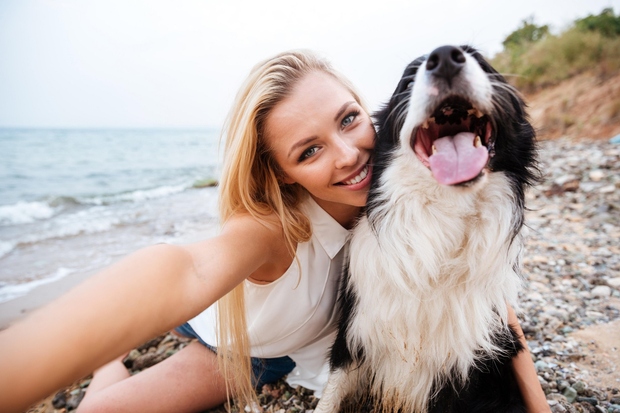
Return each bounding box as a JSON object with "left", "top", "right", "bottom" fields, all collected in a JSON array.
[
  {"left": 373, "top": 56, "right": 425, "bottom": 149},
  {"left": 392, "top": 56, "right": 425, "bottom": 97}
]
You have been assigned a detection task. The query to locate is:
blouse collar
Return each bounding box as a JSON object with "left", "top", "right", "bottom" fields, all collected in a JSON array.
[{"left": 302, "top": 196, "right": 352, "bottom": 259}]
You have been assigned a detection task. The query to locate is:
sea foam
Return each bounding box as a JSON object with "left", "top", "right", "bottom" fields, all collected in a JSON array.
[
  {"left": 85, "top": 184, "right": 188, "bottom": 205},
  {"left": 0, "top": 201, "right": 56, "bottom": 225},
  {"left": 0, "top": 267, "right": 75, "bottom": 303}
]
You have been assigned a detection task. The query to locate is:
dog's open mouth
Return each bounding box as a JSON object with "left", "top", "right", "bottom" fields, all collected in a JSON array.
[{"left": 412, "top": 96, "right": 494, "bottom": 186}]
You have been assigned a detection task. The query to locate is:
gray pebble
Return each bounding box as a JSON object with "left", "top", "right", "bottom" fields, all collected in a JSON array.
[
  {"left": 563, "top": 387, "right": 578, "bottom": 403},
  {"left": 591, "top": 286, "right": 612, "bottom": 298},
  {"left": 573, "top": 381, "right": 587, "bottom": 394},
  {"left": 535, "top": 360, "right": 549, "bottom": 371}
]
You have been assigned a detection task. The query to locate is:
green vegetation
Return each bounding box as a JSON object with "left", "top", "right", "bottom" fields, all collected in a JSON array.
[
  {"left": 192, "top": 178, "right": 218, "bottom": 188},
  {"left": 501, "top": 17, "right": 549, "bottom": 50},
  {"left": 492, "top": 8, "right": 620, "bottom": 91},
  {"left": 575, "top": 8, "right": 620, "bottom": 37}
]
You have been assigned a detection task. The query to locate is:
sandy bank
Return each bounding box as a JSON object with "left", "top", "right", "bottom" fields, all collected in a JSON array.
[{"left": 0, "top": 268, "right": 99, "bottom": 330}]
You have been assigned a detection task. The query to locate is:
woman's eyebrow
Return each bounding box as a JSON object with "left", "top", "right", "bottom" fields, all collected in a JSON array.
[{"left": 334, "top": 101, "right": 356, "bottom": 121}]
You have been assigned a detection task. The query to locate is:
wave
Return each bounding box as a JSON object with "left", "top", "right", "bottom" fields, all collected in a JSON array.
[
  {"left": 0, "top": 201, "right": 57, "bottom": 225},
  {"left": 0, "top": 183, "right": 204, "bottom": 227},
  {"left": 0, "top": 267, "right": 75, "bottom": 304},
  {"left": 5, "top": 209, "right": 123, "bottom": 253},
  {"left": 0, "top": 241, "right": 13, "bottom": 259},
  {"left": 84, "top": 184, "right": 189, "bottom": 205}
]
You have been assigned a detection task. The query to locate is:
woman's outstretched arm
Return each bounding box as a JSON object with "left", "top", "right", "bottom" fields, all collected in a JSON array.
[
  {"left": 508, "top": 305, "right": 551, "bottom": 413},
  {"left": 0, "top": 214, "right": 280, "bottom": 413}
]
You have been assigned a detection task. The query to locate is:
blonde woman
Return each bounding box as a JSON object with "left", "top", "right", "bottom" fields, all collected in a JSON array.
[{"left": 0, "top": 50, "right": 549, "bottom": 413}]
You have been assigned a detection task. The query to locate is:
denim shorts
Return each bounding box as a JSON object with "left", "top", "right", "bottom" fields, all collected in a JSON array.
[{"left": 174, "top": 322, "right": 296, "bottom": 389}]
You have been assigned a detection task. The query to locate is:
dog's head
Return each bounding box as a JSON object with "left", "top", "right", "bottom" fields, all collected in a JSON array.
[{"left": 372, "top": 45, "right": 538, "bottom": 191}]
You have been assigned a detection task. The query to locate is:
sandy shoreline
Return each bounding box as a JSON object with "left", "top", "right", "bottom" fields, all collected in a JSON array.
[{"left": 0, "top": 267, "right": 99, "bottom": 330}]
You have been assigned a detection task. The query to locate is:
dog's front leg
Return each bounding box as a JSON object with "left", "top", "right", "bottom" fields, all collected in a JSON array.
[{"left": 315, "top": 367, "right": 362, "bottom": 413}]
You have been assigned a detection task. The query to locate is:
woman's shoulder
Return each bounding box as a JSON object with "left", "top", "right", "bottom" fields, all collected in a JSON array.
[
  {"left": 223, "top": 211, "right": 284, "bottom": 241},
  {"left": 199, "top": 211, "right": 289, "bottom": 263},
  {"left": 178, "top": 211, "right": 290, "bottom": 287}
]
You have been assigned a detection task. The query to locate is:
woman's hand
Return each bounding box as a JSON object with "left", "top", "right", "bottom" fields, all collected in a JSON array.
[{"left": 508, "top": 305, "right": 552, "bottom": 413}]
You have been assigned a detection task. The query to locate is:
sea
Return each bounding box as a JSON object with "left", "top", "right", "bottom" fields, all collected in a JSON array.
[{"left": 0, "top": 128, "right": 223, "bottom": 303}]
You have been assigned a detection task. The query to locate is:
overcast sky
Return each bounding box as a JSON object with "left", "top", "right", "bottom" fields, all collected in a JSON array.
[{"left": 0, "top": 0, "right": 617, "bottom": 129}]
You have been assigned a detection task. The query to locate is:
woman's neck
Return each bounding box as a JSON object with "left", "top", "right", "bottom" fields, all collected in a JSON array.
[{"left": 310, "top": 196, "right": 361, "bottom": 229}]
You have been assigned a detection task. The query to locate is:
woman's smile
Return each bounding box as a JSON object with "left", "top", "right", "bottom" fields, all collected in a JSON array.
[{"left": 336, "top": 162, "right": 372, "bottom": 188}]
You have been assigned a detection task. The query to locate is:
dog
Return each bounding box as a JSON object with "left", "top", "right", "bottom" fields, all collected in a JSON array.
[{"left": 314, "top": 45, "right": 539, "bottom": 412}]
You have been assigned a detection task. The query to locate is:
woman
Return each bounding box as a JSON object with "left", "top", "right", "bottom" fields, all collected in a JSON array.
[{"left": 0, "top": 50, "right": 549, "bottom": 413}]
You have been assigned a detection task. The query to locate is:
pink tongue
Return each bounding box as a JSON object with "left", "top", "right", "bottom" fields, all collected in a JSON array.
[{"left": 428, "top": 132, "right": 489, "bottom": 185}]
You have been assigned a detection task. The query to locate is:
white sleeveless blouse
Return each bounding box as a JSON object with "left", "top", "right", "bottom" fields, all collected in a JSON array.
[{"left": 187, "top": 196, "right": 350, "bottom": 395}]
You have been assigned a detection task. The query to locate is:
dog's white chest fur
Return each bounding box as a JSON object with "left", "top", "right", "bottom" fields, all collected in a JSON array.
[{"left": 345, "top": 155, "right": 523, "bottom": 411}]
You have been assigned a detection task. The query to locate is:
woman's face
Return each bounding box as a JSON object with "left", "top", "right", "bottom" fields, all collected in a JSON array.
[{"left": 264, "top": 71, "right": 375, "bottom": 226}]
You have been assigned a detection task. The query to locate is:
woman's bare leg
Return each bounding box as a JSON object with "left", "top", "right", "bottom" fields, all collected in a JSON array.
[
  {"left": 82, "top": 354, "right": 130, "bottom": 395},
  {"left": 77, "top": 342, "right": 229, "bottom": 413}
]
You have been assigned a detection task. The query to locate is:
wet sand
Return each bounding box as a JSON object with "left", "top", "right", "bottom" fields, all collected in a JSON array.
[{"left": 0, "top": 268, "right": 99, "bottom": 330}]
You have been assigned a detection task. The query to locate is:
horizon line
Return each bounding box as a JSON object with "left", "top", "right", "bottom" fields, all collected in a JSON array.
[{"left": 0, "top": 125, "right": 222, "bottom": 131}]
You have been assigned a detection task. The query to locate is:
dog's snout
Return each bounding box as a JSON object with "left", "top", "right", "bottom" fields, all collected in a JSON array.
[{"left": 426, "top": 46, "right": 466, "bottom": 84}]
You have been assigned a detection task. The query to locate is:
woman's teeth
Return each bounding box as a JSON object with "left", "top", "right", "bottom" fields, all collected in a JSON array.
[{"left": 342, "top": 164, "right": 369, "bottom": 185}]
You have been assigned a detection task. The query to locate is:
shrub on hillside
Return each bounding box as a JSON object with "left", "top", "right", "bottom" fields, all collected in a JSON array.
[
  {"left": 492, "top": 8, "right": 620, "bottom": 91},
  {"left": 575, "top": 8, "right": 620, "bottom": 37},
  {"left": 502, "top": 16, "right": 549, "bottom": 50}
]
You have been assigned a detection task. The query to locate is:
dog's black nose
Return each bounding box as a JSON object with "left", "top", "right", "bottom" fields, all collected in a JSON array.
[{"left": 426, "top": 46, "right": 466, "bottom": 84}]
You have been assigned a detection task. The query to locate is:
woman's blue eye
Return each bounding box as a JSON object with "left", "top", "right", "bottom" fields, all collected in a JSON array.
[
  {"left": 299, "top": 146, "right": 319, "bottom": 161},
  {"left": 342, "top": 110, "right": 360, "bottom": 128}
]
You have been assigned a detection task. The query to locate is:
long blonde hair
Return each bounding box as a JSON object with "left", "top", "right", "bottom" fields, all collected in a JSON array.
[{"left": 216, "top": 49, "right": 365, "bottom": 408}]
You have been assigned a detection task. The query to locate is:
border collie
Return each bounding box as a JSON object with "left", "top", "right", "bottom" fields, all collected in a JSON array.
[{"left": 315, "top": 46, "right": 539, "bottom": 412}]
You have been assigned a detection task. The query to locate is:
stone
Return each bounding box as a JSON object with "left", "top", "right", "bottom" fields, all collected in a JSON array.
[
  {"left": 576, "top": 396, "right": 598, "bottom": 405},
  {"left": 126, "top": 349, "right": 141, "bottom": 361},
  {"left": 607, "top": 277, "right": 620, "bottom": 288},
  {"left": 573, "top": 381, "right": 587, "bottom": 394},
  {"left": 591, "top": 286, "right": 612, "bottom": 298},
  {"left": 66, "top": 391, "right": 84, "bottom": 410},
  {"left": 51, "top": 391, "right": 66, "bottom": 409},
  {"left": 132, "top": 352, "right": 160, "bottom": 370},
  {"left": 550, "top": 401, "right": 567, "bottom": 412},
  {"left": 548, "top": 393, "right": 568, "bottom": 403},
  {"left": 589, "top": 170, "right": 605, "bottom": 181},
  {"left": 555, "top": 174, "right": 580, "bottom": 186},
  {"left": 563, "top": 387, "right": 578, "bottom": 403},
  {"left": 536, "top": 360, "right": 549, "bottom": 371}
]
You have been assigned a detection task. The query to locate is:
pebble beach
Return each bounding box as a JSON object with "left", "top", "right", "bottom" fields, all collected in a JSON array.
[{"left": 25, "top": 136, "right": 620, "bottom": 413}]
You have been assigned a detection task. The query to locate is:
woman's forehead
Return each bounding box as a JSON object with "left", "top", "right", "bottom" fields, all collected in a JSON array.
[{"left": 267, "top": 72, "right": 355, "bottom": 130}]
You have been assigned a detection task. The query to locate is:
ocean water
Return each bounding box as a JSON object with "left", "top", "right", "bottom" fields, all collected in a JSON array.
[{"left": 0, "top": 128, "right": 223, "bottom": 303}]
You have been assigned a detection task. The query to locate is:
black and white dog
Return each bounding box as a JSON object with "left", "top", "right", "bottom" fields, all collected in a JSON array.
[{"left": 315, "top": 46, "right": 539, "bottom": 412}]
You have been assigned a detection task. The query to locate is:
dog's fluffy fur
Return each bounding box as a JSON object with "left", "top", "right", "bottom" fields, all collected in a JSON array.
[{"left": 315, "top": 46, "right": 539, "bottom": 412}]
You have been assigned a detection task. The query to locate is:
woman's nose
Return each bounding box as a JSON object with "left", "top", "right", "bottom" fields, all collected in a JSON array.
[{"left": 333, "top": 136, "right": 359, "bottom": 169}]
